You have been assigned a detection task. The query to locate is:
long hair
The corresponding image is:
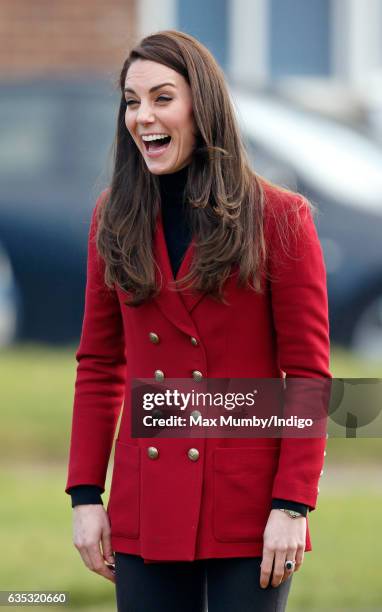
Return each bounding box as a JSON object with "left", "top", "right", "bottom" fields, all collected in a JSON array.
[{"left": 96, "top": 29, "right": 306, "bottom": 306}]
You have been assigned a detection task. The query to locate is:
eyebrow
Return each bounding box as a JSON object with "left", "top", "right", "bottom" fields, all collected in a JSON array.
[{"left": 124, "top": 82, "right": 176, "bottom": 95}]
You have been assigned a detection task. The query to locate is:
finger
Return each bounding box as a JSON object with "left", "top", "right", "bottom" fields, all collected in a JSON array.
[
  {"left": 87, "top": 544, "right": 116, "bottom": 583},
  {"left": 294, "top": 547, "right": 304, "bottom": 572},
  {"left": 78, "top": 546, "right": 93, "bottom": 572},
  {"left": 260, "top": 549, "right": 274, "bottom": 589},
  {"left": 281, "top": 550, "right": 297, "bottom": 583},
  {"left": 271, "top": 550, "right": 287, "bottom": 587},
  {"left": 101, "top": 527, "right": 115, "bottom": 565}
]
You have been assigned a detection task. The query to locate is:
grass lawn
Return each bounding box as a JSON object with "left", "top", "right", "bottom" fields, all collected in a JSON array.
[{"left": 0, "top": 464, "right": 115, "bottom": 610}]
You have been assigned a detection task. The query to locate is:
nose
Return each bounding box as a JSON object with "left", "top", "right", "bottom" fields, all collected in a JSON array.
[{"left": 136, "top": 101, "right": 155, "bottom": 124}]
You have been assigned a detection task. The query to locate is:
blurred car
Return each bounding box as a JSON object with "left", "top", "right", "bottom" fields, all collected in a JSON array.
[
  {"left": 0, "top": 241, "right": 18, "bottom": 347},
  {"left": 1, "top": 79, "right": 382, "bottom": 360},
  {"left": 0, "top": 79, "right": 119, "bottom": 343},
  {"left": 233, "top": 88, "right": 382, "bottom": 360}
]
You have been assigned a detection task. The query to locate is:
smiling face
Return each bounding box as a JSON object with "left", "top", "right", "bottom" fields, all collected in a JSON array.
[{"left": 124, "top": 59, "right": 197, "bottom": 175}]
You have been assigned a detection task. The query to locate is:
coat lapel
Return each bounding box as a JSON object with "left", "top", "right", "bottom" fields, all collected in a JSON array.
[{"left": 152, "top": 208, "right": 205, "bottom": 335}]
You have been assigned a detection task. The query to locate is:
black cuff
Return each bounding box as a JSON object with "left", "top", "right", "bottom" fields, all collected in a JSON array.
[
  {"left": 271, "top": 498, "right": 309, "bottom": 517},
  {"left": 68, "top": 485, "right": 104, "bottom": 508}
]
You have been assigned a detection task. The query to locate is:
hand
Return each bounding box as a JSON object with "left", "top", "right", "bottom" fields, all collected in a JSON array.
[
  {"left": 260, "top": 509, "right": 306, "bottom": 589},
  {"left": 72, "top": 504, "right": 116, "bottom": 583}
]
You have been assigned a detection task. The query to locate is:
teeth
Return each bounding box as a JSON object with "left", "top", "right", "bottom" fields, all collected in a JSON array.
[{"left": 142, "top": 134, "right": 170, "bottom": 142}]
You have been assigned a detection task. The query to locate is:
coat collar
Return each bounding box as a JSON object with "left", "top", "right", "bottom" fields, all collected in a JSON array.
[{"left": 152, "top": 207, "right": 205, "bottom": 336}]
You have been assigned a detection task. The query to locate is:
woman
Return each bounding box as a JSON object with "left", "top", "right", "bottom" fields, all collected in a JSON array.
[{"left": 65, "top": 30, "right": 330, "bottom": 611}]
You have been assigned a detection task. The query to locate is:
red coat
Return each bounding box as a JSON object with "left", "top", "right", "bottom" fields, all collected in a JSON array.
[{"left": 65, "top": 181, "right": 331, "bottom": 562}]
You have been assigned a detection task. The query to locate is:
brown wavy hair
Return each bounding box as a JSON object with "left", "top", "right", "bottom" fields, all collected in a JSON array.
[{"left": 96, "top": 29, "right": 306, "bottom": 306}]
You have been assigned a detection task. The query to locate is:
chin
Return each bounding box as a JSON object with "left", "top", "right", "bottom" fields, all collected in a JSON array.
[
  {"left": 147, "top": 167, "right": 170, "bottom": 176},
  {"left": 146, "top": 162, "right": 179, "bottom": 175}
]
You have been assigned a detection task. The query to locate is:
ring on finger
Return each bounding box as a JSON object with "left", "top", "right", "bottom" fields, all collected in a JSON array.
[{"left": 284, "top": 559, "right": 296, "bottom": 572}]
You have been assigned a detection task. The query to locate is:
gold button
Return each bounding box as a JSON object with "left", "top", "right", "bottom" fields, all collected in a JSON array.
[
  {"left": 147, "top": 446, "right": 159, "bottom": 459},
  {"left": 187, "top": 448, "right": 199, "bottom": 461},
  {"left": 149, "top": 332, "right": 160, "bottom": 344},
  {"left": 190, "top": 337, "right": 199, "bottom": 346},
  {"left": 324, "top": 450, "right": 327, "bottom": 457},
  {"left": 154, "top": 369, "right": 165, "bottom": 382},
  {"left": 192, "top": 370, "right": 203, "bottom": 382}
]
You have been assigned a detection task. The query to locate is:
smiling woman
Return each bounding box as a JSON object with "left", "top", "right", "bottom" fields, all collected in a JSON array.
[
  {"left": 123, "top": 61, "right": 196, "bottom": 173},
  {"left": 65, "top": 29, "right": 331, "bottom": 612}
]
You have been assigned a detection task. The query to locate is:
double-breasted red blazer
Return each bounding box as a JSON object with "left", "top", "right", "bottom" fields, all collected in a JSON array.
[{"left": 65, "top": 179, "right": 331, "bottom": 563}]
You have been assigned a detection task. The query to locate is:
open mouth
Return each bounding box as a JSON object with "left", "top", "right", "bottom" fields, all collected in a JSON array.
[{"left": 142, "top": 135, "right": 172, "bottom": 153}]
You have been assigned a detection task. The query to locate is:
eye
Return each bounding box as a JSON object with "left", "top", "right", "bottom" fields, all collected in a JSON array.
[{"left": 124, "top": 96, "right": 171, "bottom": 107}]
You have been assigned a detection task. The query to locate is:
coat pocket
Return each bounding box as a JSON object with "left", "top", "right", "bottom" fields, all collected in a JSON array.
[
  {"left": 213, "top": 446, "right": 280, "bottom": 542},
  {"left": 107, "top": 440, "right": 140, "bottom": 538}
]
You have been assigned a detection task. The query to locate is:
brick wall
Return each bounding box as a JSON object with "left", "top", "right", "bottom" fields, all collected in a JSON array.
[{"left": 0, "top": 0, "right": 137, "bottom": 78}]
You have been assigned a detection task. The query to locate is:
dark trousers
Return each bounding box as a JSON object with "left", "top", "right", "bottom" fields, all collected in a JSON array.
[{"left": 115, "top": 552, "right": 293, "bottom": 612}]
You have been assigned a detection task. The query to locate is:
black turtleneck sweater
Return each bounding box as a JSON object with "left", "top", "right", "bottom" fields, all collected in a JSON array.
[{"left": 68, "top": 165, "right": 309, "bottom": 517}]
